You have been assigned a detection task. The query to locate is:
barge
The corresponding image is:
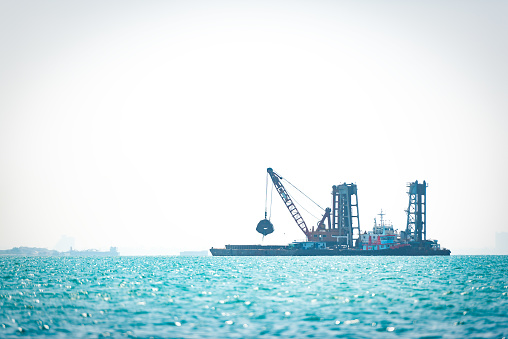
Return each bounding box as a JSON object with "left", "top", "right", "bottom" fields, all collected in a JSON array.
[
  {"left": 210, "top": 242, "right": 451, "bottom": 256},
  {"left": 210, "top": 168, "right": 450, "bottom": 256}
]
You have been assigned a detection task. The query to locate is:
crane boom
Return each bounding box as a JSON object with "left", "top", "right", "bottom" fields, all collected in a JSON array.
[{"left": 267, "top": 168, "right": 311, "bottom": 239}]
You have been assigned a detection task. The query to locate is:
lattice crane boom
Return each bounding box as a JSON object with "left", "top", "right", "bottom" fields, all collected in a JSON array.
[{"left": 267, "top": 168, "right": 311, "bottom": 240}]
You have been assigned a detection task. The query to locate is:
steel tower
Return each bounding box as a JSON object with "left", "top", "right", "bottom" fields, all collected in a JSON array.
[
  {"left": 332, "top": 183, "right": 361, "bottom": 248},
  {"left": 405, "top": 180, "right": 427, "bottom": 242}
]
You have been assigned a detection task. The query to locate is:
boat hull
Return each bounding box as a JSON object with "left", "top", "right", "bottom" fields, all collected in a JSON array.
[{"left": 210, "top": 245, "right": 451, "bottom": 256}]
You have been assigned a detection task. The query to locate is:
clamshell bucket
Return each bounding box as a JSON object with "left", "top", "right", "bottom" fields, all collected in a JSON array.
[{"left": 256, "top": 219, "right": 274, "bottom": 236}]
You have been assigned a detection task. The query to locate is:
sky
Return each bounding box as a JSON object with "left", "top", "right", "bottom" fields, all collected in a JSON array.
[{"left": 1, "top": 0, "right": 507, "bottom": 255}]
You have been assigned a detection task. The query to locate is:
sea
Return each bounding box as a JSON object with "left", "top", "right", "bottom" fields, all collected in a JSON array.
[{"left": 1, "top": 256, "right": 507, "bottom": 338}]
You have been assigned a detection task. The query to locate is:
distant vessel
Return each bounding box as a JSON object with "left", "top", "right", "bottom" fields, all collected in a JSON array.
[
  {"left": 66, "top": 247, "right": 119, "bottom": 257},
  {"left": 210, "top": 168, "right": 450, "bottom": 256}
]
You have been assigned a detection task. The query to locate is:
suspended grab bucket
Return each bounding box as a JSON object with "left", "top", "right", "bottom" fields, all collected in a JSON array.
[{"left": 256, "top": 219, "right": 274, "bottom": 236}]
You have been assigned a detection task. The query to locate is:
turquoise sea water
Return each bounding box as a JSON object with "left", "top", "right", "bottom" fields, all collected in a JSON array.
[{"left": 1, "top": 256, "right": 507, "bottom": 338}]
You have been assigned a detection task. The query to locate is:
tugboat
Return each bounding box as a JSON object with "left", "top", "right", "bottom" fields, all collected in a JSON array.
[{"left": 360, "top": 210, "right": 406, "bottom": 251}]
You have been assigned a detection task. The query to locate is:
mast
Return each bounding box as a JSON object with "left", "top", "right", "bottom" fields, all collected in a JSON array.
[{"left": 378, "top": 209, "right": 385, "bottom": 234}]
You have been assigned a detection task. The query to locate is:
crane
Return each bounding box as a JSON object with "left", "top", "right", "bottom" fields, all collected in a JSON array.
[
  {"left": 266, "top": 168, "right": 312, "bottom": 239},
  {"left": 259, "top": 168, "right": 358, "bottom": 248}
]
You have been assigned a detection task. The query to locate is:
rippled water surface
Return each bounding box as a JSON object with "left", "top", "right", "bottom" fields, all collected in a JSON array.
[{"left": 1, "top": 256, "right": 507, "bottom": 338}]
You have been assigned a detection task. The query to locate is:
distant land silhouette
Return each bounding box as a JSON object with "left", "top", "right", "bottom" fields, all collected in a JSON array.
[{"left": 0, "top": 246, "right": 119, "bottom": 256}]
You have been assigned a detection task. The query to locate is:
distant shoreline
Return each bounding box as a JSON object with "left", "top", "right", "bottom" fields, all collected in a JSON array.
[{"left": 0, "top": 246, "right": 119, "bottom": 257}]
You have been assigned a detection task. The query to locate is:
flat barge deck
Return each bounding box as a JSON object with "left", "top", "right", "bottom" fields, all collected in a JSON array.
[{"left": 210, "top": 244, "right": 451, "bottom": 256}]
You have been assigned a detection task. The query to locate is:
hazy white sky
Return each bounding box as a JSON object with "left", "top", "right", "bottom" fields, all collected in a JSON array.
[{"left": 1, "top": 0, "right": 507, "bottom": 255}]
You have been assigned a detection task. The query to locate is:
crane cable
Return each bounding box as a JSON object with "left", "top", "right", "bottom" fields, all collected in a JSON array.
[
  {"left": 264, "top": 172, "right": 275, "bottom": 221},
  {"left": 288, "top": 192, "right": 321, "bottom": 220},
  {"left": 269, "top": 180, "right": 274, "bottom": 220},
  {"left": 266, "top": 169, "right": 324, "bottom": 223},
  {"left": 281, "top": 177, "right": 326, "bottom": 212},
  {"left": 264, "top": 172, "right": 268, "bottom": 219}
]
